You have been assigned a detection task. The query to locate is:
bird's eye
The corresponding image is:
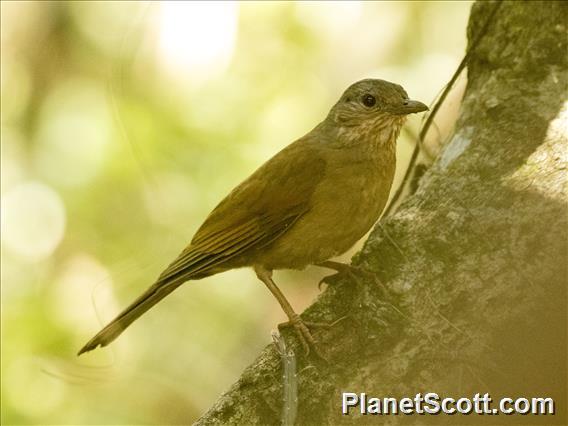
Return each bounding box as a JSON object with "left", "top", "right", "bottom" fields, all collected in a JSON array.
[{"left": 362, "top": 94, "right": 376, "bottom": 107}]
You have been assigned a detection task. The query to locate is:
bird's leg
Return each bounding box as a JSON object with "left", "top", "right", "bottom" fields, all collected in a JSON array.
[{"left": 254, "top": 265, "right": 323, "bottom": 357}]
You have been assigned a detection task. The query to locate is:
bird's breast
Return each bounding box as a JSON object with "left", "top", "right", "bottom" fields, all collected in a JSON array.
[{"left": 258, "top": 147, "right": 396, "bottom": 270}]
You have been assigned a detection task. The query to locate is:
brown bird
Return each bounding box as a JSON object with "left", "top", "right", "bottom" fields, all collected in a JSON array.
[{"left": 78, "top": 79, "right": 427, "bottom": 357}]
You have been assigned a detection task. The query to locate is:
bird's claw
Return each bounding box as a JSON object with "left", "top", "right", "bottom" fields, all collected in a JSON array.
[
  {"left": 318, "top": 263, "right": 392, "bottom": 299},
  {"left": 277, "top": 315, "right": 347, "bottom": 360},
  {"left": 318, "top": 272, "right": 341, "bottom": 290},
  {"left": 318, "top": 264, "right": 376, "bottom": 288}
]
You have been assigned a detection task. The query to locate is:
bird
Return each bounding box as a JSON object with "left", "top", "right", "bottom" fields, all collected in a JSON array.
[{"left": 78, "top": 78, "right": 428, "bottom": 357}]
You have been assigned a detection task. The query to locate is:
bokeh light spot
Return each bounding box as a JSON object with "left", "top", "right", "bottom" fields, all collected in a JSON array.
[
  {"left": 1, "top": 181, "right": 66, "bottom": 261},
  {"left": 49, "top": 253, "right": 119, "bottom": 333},
  {"left": 157, "top": 1, "right": 238, "bottom": 86},
  {"left": 33, "top": 79, "right": 112, "bottom": 187}
]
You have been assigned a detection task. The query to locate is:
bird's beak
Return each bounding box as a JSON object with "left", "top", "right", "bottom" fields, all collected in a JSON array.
[{"left": 390, "top": 99, "right": 429, "bottom": 115}]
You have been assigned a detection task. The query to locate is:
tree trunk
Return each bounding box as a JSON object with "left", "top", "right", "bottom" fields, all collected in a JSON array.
[{"left": 197, "top": 1, "right": 568, "bottom": 424}]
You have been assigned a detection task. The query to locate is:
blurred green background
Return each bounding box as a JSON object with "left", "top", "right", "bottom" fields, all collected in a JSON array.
[{"left": 1, "top": 1, "right": 471, "bottom": 424}]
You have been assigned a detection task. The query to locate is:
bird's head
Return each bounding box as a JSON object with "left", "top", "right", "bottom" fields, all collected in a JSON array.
[{"left": 328, "top": 79, "right": 428, "bottom": 130}]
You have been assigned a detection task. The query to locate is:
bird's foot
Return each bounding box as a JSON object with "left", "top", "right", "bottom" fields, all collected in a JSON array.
[
  {"left": 277, "top": 315, "right": 346, "bottom": 359},
  {"left": 317, "top": 262, "right": 392, "bottom": 298},
  {"left": 278, "top": 314, "right": 322, "bottom": 358},
  {"left": 317, "top": 261, "right": 378, "bottom": 289}
]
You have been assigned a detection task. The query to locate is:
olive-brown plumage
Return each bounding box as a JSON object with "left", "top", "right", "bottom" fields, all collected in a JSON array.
[{"left": 78, "top": 79, "right": 427, "bottom": 356}]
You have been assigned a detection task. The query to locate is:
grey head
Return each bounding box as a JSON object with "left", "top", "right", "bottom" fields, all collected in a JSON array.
[{"left": 328, "top": 78, "right": 428, "bottom": 127}]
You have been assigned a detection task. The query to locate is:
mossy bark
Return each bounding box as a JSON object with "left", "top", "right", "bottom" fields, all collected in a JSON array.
[{"left": 197, "top": 2, "right": 568, "bottom": 425}]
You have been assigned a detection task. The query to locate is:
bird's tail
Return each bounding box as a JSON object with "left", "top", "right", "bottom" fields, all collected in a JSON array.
[{"left": 77, "top": 279, "right": 184, "bottom": 356}]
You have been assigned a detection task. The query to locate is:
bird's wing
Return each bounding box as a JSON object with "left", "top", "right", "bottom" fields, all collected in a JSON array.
[
  {"left": 77, "top": 137, "right": 327, "bottom": 355},
  {"left": 157, "top": 139, "right": 327, "bottom": 283}
]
